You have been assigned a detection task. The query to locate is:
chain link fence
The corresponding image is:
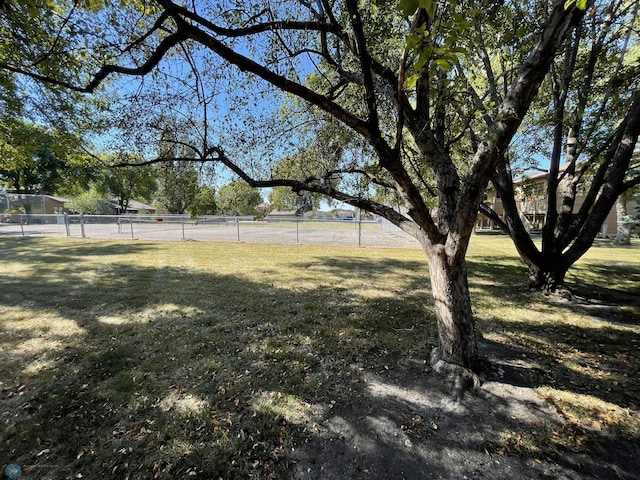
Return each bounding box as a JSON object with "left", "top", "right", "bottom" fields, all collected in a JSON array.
[{"left": 0, "top": 214, "right": 420, "bottom": 249}]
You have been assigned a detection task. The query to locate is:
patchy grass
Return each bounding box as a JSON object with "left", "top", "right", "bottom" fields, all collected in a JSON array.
[
  {"left": 467, "top": 235, "right": 640, "bottom": 459},
  {"left": 0, "top": 238, "right": 431, "bottom": 479},
  {"left": 0, "top": 235, "right": 639, "bottom": 478}
]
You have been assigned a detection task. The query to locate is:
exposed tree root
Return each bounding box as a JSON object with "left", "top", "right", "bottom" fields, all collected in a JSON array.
[
  {"left": 543, "top": 288, "right": 619, "bottom": 309},
  {"left": 531, "top": 279, "right": 623, "bottom": 308},
  {"left": 430, "top": 348, "right": 487, "bottom": 401},
  {"left": 541, "top": 284, "right": 574, "bottom": 300}
]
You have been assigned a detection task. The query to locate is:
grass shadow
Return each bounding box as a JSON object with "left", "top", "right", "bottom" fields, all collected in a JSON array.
[
  {"left": 1, "top": 237, "right": 639, "bottom": 479},
  {"left": 1, "top": 238, "right": 435, "bottom": 478}
]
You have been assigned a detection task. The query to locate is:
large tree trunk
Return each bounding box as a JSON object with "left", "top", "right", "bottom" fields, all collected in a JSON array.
[
  {"left": 526, "top": 256, "right": 570, "bottom": 292},
  {"left": 426, "top": 247, "right": 479, "bottom": 372}
]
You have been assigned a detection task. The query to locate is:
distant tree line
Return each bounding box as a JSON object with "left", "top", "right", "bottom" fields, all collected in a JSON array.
[{"left": 0, "top": 118, "right": 271, "bottom": 216}]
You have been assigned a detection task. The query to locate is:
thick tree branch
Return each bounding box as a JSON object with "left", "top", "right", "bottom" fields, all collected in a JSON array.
[
  {"left": 121, "top": 11, "right": 172, "bottom": 56},
  {"left": 345, "top": 0, "right": 380, "bottom": 132},
  {"left": 562, "top": 88, "right": 640, "bottom": 255},
  {"left": 156, "top": 0, "right": 341, "bottom": 37},
  {"left": 622, "top": 174, "right": 640, "bottom": 191},
  {"left": 171, "top": 21, "right": 379, "bottom": 148},
  {"left": 112, "top": 144, "right": 420, "bottom": 235},
  {"left": 491, "top": 160, "right": 543, "bottom": 270},
  {"left": 474, "top": 22, "right": 502, "bottom": 106},
  {"left": 2, "top": 25, "right": 188, "bottom": 94},
  {"left": 322, "top": 167, "right": 398, "bottom": 190},
  {"left": 83, "top": 31, "right": 188, "bottom": 93},
  {"left": 457, "top": 0, "right": 586, "bottom": 253},
  {"left": 477, "top": 203, "right": 509, "bottom": 233},
  {"left": 223, "top": 166, "right": 419, "bottom": 238}
]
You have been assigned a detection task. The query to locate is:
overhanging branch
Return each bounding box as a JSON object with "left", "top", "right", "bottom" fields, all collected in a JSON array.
[
  {"left": 478, "top": 203, "right": 509, "bottom": 233},
  {"left": 113, "top": 145, "right": 419, "bottom": 236},
  {"left": 157, "top": 0, "right": 341, "bottom": 38},
  {"left": 0, "top": 28, "right": 188, "bottom": 94},
  {"left": 323, "top": 166, "right": 398, "bottom": 190}
]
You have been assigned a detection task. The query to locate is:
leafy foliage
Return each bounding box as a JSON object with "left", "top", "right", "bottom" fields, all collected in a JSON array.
[
  {"left": 189, "top": 184, "right": 217, "bottom": 216},
  {"left": 66, "top": 188, "right": 113, "bottom": 214},
  {"left": 0, "top": 118, "right": 95, "bottom": 194},
  {"left": 96, "top": 154, "right": 157, "bottom": 212},
  {"left": 0, "top": 0, "right": 107, "bottom": 134},
  {"left": 152, "top": 162, "right": 200, "bottom": 214},
  {"left": 217, "top": 180, "right": 263, "bottom": 216}
]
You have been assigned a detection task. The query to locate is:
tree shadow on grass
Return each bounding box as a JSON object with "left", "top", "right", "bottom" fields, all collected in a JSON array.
[
  {"left": 290, "top": 253, "right": 640, "bottom": 478},
  {"left": 566, "top": 261, "right": 640, "bottom": 315},
  {"left": 293, "top": 350, "right": 639, "bottom": 480},
  {"left": 467, "top": 254, "right": 640, "bottom": 401},
  {"left": 0, "top": 240, "right": 436, "bottom": 479},
  {"left": 0, "top": 238, "right": 638, "bottom": 479}
]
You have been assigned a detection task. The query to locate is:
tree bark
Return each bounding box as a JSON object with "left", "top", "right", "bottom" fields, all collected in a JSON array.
[
  {"left": 425, "top": 247, "right": 479, "bottom": 369},
  {"left": 526, "top": 258, "right": 570, "bottom": 292},
  {"left": 613, "top": 197, "right": 631, "bottom": 246}
]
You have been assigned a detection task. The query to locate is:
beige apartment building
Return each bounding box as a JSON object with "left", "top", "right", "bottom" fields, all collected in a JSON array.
[{"left": 477, "top": 169, "right": 638, "bottom": 237}]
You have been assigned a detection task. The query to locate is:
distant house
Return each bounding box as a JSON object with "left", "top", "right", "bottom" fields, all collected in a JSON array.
[
  {"left": 312, "top": 210, "right": 332, "bottom": 220},
  {"left": 2, "top": 193, "right": 70, "bottom": 215},
  {"left": 2, "top": 193, "right": 157, "bottom": 217},
  {"left": 111, "top": 198, "right": 156, "bottom": 214},
  {"left": 42, "top": 195, "right": 70, "bottom": 214},
  {"left": 255, "top": 203, "right": 271, "bottom": 217},
  {"left": 266, "top": 209, "right": 298, "bottom": 220},
  {"left": 335, "top": 209, "right": 355, "bottom": 220}
]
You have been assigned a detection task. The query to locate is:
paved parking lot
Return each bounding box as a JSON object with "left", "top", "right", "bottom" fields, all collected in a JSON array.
[{"left": 0, "top": 219, "right": 421, "bottom": 250}]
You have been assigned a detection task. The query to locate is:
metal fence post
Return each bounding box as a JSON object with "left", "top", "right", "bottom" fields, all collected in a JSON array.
[
  {"left": 296, "top": 216, "right": 299, "bottom": 244},
  {"left": 64, "top": 213, "right": 70, "bottom": 237},
  {"left": 80, "top": 214, "right": 86, "bottom": 238},
  {"left": 358, "top": 212, "right": 362, "bottom": 247},
  {"left": 181, "top": 215, "right": 185, "bottom": 241},
  {"left": 19, "top": 214, "right": 25, "bottom": 236},
  {"left": 130, "top": 214, "right": 134, "bottom": 239},
  {"left": 236, "top": 216, "right": 240, "bottom": 242}
]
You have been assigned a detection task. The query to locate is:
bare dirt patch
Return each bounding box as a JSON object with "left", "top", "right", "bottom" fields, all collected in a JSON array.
[{"left": 293, "top": 344, "right": 638, "bottom": 480}]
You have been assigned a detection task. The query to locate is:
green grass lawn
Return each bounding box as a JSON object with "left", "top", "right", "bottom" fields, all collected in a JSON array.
[{"left": 0, "top": 236, "right": 638, "bottom": 478}]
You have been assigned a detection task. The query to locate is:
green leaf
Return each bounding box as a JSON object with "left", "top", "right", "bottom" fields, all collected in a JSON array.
[
  {"left": 564, "top": 0, "right": 586, "bottom": 10},
  {"left": 451, "top": 46, "right": 469, "bottom": 55},
  {"left": 398, "top": 0, "right": 420, "bottom": 16},
  {"left": 435, "top": 59, "right": 452, "bottom": 72},
  {"left": 406, "top": 33, "right": 421, "bottom": 51},
  {"left": 515, "top": 27, "right": 528, "bottom": 38},
  {"left": 403, "top": 73, "right": 420, "bottom": 89},
  {"left": 443, "top": 33, "right": 459, "bottom": 49},
  {"left": 414, "top": 51, "right": 430, "bottom": 71},
  {"left": 419, "top": 0, "right": 437, "bottom": 18}
]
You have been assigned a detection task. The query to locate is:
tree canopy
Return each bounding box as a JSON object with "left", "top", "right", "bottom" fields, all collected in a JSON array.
[
  {"left": 217, "top": 180, "right": 263, "bottom": 216},
  {"left": 189, "top": 184, "right": 217, "bottom": 216},
  {"left": 96, "top": 154, "right": 157, "bottom": 213},
  {"left": 3, "top": 0, "right": 638, "bottom": 381},
  {"left": 0, "top": 118, "right": 95, "bottom": 195}
]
